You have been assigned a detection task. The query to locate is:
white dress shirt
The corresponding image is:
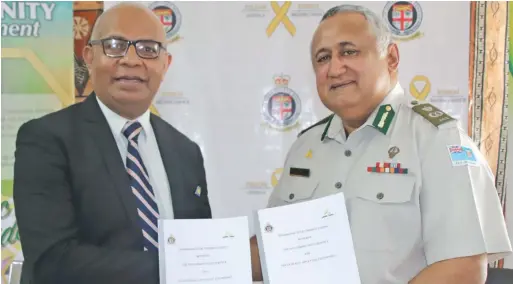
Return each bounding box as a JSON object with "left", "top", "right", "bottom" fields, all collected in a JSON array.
[{"left": 96, "top": 96, "right": 174, "bottom": 219}]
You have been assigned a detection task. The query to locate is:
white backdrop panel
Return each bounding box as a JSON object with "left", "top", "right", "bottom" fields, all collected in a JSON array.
[{"left": 104, "top": 1, "right": 470, "bottom": 236}]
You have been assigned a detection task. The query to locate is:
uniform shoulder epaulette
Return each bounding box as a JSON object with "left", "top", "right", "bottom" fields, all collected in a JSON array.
[
  {"left": 409, "top": 100, "right": 455, "bottom": 128},
  {"left": 297, "top": 114, "right": 334, "bottom": 138}
]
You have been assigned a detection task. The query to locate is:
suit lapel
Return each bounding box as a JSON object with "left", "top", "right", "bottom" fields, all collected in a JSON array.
[
  {"left": 150, "top": 116, "right": 187, "bottom": 218},
  {"left": 80, "top": 94, "right": 140, "bottom": 227}
]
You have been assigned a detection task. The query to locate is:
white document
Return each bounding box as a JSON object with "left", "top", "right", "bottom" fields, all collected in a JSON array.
[
  {"left": 256, "top": 192, "right": 361, "bottom": 284},
  {"left": 158, "top": 216, "right": 252, "bottom": 284}
]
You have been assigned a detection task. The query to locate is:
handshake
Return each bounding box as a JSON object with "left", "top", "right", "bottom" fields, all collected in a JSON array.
[{"left": 158, "top": 193, "right": 360, "bottom": 284}]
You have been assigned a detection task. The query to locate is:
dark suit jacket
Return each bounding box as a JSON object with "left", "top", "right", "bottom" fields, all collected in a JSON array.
[{"left": 13, "top": 94, "right": 212, "bottom": 284}]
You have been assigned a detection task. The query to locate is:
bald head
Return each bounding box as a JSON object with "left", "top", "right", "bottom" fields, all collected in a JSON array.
[
  {"left": 83, "top": 1, "right": 172, "bottom": 120},
  {"left": 90, "top": 2, "right": 166, "bottom": 43}
]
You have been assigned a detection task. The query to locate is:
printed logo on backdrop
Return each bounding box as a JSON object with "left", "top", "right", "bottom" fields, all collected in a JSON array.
[
  {"left": 409, "top": 75, "right": 431, "bottom": 100},
  {"left": 149, "top": 1, "right": 182, "bottom": 44},
  {"left": 271, "top": 168, "right": 283, "bottom": 188},
  {"left": 429, "top": 85, "right": 464, "bottom": 122},
  {"left": 261, "top": 74, "right": 302, "bottom": 131},
  {"left": 242, "top": 1, "right": 323, "bottom": 37},
  {"left": 243, "top": 181, "right": 271, "bottom": 195},
  {"left": 155, "top": 91, "right": 189, "bottom": 105},
  {"left": 409, "top": 75, "right": 464, "bottom": 121},
  {"left": 242, "top": 168, "right": 282, "bottom": 195},
  {"left": 383, "top": 1, "right": 423, "bottom": 41}
]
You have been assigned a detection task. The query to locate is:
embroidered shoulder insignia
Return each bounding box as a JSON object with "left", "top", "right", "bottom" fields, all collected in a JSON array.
[
  {"left": 411, "top": 102, "right": 455, "bottom": 128},
  {"left": 297, "top": 114, "right": 334, "bottom": 139}
]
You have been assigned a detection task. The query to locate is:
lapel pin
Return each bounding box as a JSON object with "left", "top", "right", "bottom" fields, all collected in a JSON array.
[
  {"left": 194, "top": 186, "right": 201, "bottom": 197},
  {"left": 388, "top": 146, "right": 400, "bottom": 159}
]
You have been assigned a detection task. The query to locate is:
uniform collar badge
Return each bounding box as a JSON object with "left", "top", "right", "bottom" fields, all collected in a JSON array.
[{"left": 372, "top": 104, "right": 395, "bottom": 135}]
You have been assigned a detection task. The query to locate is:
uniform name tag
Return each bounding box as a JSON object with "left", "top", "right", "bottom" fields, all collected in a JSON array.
[{"left": 290, "top": 167, "right": 310, "bottom": 177}]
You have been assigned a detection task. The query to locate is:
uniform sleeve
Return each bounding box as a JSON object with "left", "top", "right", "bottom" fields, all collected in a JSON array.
[
  {"left": 266, "top": 137, "right": 302, "bottom": 208},
  {"left": 420, "top": 127, "right": 512, "bottom": 265},
  {"left": 266, "top": 161, "right": 290, "bottom": 208}
]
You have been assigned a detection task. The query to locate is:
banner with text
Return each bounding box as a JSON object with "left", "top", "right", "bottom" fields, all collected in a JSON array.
[{"left": 1, "top": 1, "right": 74, "bottom": 281}]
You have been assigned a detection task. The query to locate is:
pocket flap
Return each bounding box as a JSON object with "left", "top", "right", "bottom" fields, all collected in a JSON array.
[
  {"left": 354, "top": 174, "right": 416, "bottom": 203},
  {"left": 277, "top": 175, "right": 320, "bottom": 203}
]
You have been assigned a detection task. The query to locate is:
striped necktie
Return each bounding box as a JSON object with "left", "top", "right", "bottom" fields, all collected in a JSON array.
[{"left": 123, "top": 121, "right": 159, "bottom": 252}]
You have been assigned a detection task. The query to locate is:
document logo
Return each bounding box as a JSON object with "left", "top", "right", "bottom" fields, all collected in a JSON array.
[
  {"left": 322, "top": 210, "right": 334, "bottom": 219},
  {"left": 223, "top": 232, "right": 235, "bottom": 239},
  {"left": 264, "top": 223, "right": 274, "bottom": 233},
  {"left": 168, "top": 235, "right": 176, "bottom": 244}
]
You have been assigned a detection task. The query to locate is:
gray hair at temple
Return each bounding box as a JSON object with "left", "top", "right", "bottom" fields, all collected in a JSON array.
[{"left": 320, "top": 4, "right": 392, "bottom": 57}]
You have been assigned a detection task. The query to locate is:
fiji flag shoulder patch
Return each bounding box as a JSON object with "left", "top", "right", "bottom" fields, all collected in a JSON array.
[
  {"left": 447, "top": 145, "right": 478, "bottom": 167},
  {"left": 194, "top": 186, "right": 202, "bottom": 197}
]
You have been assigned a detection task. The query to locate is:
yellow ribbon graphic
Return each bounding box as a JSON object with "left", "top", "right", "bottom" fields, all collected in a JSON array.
[
  {"left": 266, "top": 1, "right": 296, "bottom": 37},
  {"left": 271, "top": 168, "right": 283, "bottom": 187},
  {"left": 409, "top": 75, "right": 431, "bottom": 100}
]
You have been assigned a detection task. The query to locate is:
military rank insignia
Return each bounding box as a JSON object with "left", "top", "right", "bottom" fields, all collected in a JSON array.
[
  {"left": 367, "top": 162, "right": 408, "bottom": 174},
  {"left": 372, "top": 104, "right": 395, "bottom": 134}
]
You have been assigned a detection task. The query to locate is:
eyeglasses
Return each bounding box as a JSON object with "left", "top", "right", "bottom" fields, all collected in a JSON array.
[{"left": 88, "top": 38, "right": 166, "bottom": 59}]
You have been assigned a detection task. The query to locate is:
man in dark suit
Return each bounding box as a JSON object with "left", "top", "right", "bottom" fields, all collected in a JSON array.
[{"left": 13, "top": 3, "right": 211, "bottom": 284}]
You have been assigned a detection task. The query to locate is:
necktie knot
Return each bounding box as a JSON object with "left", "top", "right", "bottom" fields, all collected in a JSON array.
[{"left": 123, "top": 121, "right": 142, "bottom": 142}]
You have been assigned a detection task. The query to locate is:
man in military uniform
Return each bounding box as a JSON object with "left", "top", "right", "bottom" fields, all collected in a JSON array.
[{"left": 250, "top": 4, "right": 512, "bottom": 284}]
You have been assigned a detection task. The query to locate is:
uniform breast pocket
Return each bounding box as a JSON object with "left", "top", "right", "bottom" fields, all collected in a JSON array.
[
  {"left": 276, "top": 175, "right": 320, "bottom": 205},
  {"left": 349, "top": 174, "right": 420, "bottom": 252}
]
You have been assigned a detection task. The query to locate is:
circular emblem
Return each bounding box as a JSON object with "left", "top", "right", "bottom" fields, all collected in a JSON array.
[
  {"left": 383, "top": 1, "right": 423, "bottom": 39},
  {"left": 168, "top": 235, "right": 175, "bottom": 244},
  {"left": 149, "top": 1, "right": 182, "bottom": 40},
  {"left": 262, "top": 87, "right": 301, "bottom": 130},
  {"left": 265, "top": 224, "right": 273, "bottom": 233}
]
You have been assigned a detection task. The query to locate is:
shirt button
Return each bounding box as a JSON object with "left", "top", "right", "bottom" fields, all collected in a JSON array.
[
  {"left": 376, "top": 192, "right": 384, "bottom": 200},
  {"left": 289, "top": 193, "right": 295, "bottom": 200},
  {"left": 344, "top": 150, "right": 352, "bottom": 157},
  {"left": 335, "top": 182, "right": 342, "bottom": 189}
]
